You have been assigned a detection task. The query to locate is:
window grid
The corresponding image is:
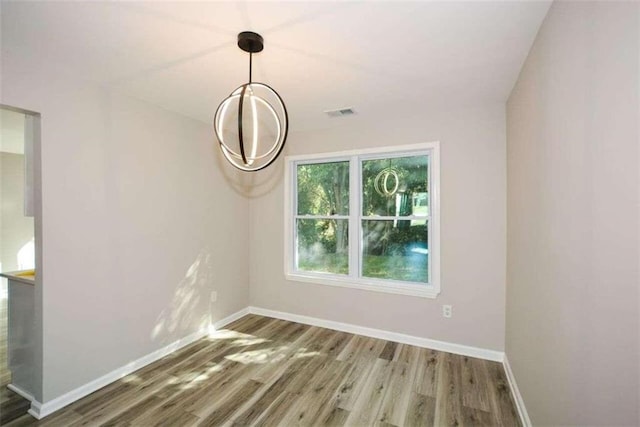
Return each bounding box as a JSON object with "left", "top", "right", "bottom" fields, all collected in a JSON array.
[{"left": 285, "top": 142, "right": 440, "bottom": 298}]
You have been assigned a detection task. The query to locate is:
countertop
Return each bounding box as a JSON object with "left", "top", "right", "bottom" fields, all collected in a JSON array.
[{"left": 0, "top": 270, "right": 35, "bottom": 285}]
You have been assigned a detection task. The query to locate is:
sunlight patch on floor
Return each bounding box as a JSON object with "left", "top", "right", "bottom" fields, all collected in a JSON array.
[
  {"left": 121, "top": 374, "right": 143, "bottom": 385},
  {"left": 225, "top": 346, "right": 290, "bottom": 365},
  {"left": 208, "top": 329, "right": 255, "bottom": 340},
  {"left": 193, "top": 373, "right": 209, "bottom": 382},
  {"left": 232, "top": 337, "right": 269, "bottom": 346},
  {"left": 293, "top": 348, "right": 322, "bottom": 359}
]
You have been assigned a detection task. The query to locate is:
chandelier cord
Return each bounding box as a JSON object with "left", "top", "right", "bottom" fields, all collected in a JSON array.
[{"left": 249, "top": 52, "right": 253, "bottom": 84}]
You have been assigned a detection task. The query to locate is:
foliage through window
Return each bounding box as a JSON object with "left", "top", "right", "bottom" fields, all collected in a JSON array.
[
  {"left": 296, "top": 161, "right": 350, "bottom": 275},
  {"left": 285, "top": 143, "right": 440, "bottom": 298}
]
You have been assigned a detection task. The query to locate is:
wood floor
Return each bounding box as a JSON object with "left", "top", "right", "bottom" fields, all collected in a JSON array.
[
  {"left": 2, "top": 314, "right": 520, "bottom": 426},
  {"left": 1, "top": 386, "right": 30, "bottom": 426}
]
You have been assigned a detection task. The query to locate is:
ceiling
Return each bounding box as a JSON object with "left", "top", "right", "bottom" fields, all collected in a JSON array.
[{"left": 1, "top": 1, "right": 550, "bottom": 133}]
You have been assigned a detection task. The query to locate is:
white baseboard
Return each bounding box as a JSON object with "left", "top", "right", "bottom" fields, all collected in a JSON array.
[
  {"left": 28, "top": 400, "right": 43, "bottom": 420},
  {"left": 248, "top": 306, "right": 505, "bottom": 362},
  {"left": 7, "top": 383, "right": 34, "bottom": 401},
  {"left": 210, "top": 306, "right": 250, "bottom": 332},
  {"left": 503, "top": 354, "right": 531, "bottom": 427},
  {"left": 31, "top": 327, "right": 207, "bottom": 419},
  {"left": 7, "top": 379, "right": 40, "bottom": 419}
]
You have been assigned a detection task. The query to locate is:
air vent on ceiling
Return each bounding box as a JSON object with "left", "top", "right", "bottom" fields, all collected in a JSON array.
[{"left": 324, "top": 107, "right": 356, "bottom": 118}]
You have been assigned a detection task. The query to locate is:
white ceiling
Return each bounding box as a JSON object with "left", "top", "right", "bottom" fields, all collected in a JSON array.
[{"left": 1, "top": 1, "right": 550, "bottom": 132}]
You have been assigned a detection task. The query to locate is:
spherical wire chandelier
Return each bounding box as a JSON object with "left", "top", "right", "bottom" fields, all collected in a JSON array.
[{"left": 214, "top": 31, "right": 289, "bottom": 172}]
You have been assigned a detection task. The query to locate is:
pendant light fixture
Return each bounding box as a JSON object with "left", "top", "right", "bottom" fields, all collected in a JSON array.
[
  {"left": 375, "top": 159, "right": 402, "bottom": 197},
  {"left": 214, "top": 31, "right": 289, "bottom": 172},
  {"left": 374, "top": 167, "right": 401, "bottom": 197}
]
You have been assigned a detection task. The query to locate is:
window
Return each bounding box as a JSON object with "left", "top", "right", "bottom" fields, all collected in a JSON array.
[{"left": 284, "top": 142, "right": 440, "bottom": 298}]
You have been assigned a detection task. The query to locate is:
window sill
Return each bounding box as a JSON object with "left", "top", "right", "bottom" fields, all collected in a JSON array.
[{"left": 285, "top": 272, "right": 440, "bottom": 298}]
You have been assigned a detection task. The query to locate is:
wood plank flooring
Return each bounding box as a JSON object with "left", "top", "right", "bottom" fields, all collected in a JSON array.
[
  {"left": 1, "top": 315, "right": 521, "bottom": 426},
  {"left": 0, "top": 386, "right": 30, "bottom": 426}
]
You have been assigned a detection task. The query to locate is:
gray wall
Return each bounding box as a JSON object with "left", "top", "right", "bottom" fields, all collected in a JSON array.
[
  {"left": 250, "top": 104, "right": 507, "bottom": 352},
  {"left": 506, "top": 2, "right": 639, "bottom": 425},
  {"left": 1, "top": 152, "right": 34, "bottom": 273},
  {"left": 1, "top": 55, "right": 250, "bottom": 401}
]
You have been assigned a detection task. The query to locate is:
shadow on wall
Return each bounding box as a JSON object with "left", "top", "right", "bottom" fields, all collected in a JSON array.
[
  {"left": 212, "top": 141, "right": 285, "bottom": 199},
  {"left": 150, "top": 247, "right": 214, "bottom": 345}
]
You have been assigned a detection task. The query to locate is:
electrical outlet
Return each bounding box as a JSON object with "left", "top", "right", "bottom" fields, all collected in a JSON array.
[
  {"left": 211, "top": 291, "right": 218, "bottom": 303},
  {"left": 443, "top": 305, "right": 452, "bottom": 318}
]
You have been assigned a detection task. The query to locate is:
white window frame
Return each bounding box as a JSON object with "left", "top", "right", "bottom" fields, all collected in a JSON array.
[{"left": 284, "top": 142, "right": 440, "bottom": 298}]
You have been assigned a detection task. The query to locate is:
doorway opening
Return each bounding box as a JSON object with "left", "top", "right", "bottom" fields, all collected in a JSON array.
[
  {"left": 1, "top": 107, "right": 36, "bottom": 386},
  {"left": 0, "top": 105, "right": 41, "bottom": 423}
]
